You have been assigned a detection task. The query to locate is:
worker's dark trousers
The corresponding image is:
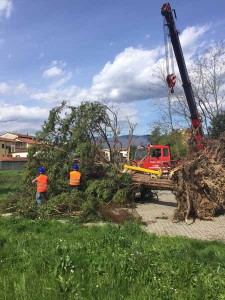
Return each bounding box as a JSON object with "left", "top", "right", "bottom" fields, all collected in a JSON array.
[
  {"left": 36, "top": 192, "right": 48, "bottom": 205},
  {"left": 69, "top": 185, "right": 79, "bottom": 191}
]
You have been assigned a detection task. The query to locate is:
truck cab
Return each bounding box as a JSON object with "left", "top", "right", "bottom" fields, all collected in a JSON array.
[{"left": 133, "top": 145, "right": 171, "bottom": 174}]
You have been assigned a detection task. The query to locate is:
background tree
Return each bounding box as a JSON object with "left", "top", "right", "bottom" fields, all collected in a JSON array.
[
  {"left": 209, "top": 111, "right": 225, "bottom": 138},
  {"left": 148, "top": 125, "right": 187, "bottom": 160},
  {"left": 191, "top": 42, "right": 225, "bottom": 134},
  {"left": 148, "top": 126, "right": 162, "bottom": 145},
  {"left": 126, "top": 118, "right": 137, "bottom": 163}
]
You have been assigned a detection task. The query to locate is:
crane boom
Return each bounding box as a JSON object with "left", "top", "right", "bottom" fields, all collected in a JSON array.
[{"left": 161, "top": 3, "right": 204, "bottom": 150}]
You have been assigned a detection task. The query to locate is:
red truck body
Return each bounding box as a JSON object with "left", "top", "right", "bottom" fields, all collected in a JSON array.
[{"left": 133, "top": 145, "right": 171, "bottom": 174}]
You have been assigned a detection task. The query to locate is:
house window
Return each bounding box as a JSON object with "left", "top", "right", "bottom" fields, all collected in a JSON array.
[{"left": 2, "top": 144, "right": 4, "bottom": 148}]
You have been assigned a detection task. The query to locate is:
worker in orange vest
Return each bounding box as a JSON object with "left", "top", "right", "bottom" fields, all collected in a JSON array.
[
  {"left": 69, "top": 164, "right": 81, "bottom": 190},
  {"left": 32, "top": 168, "right": 48, "bottom": 205}
]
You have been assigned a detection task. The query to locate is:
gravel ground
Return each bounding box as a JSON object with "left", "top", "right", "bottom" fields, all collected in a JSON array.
[{"left": 136, "top": 191, "right": 225, "bottom": 242}]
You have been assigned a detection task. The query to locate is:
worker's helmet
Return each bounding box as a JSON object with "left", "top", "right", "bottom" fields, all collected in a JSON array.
[
  {"left": 73, "top": 164, "right": 79, "bottom": 170},
  {"left": 39, "top": 167, "right": 45, "bottom": 173}
]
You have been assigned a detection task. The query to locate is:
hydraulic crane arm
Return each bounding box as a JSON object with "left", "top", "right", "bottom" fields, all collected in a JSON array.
[{"left": 161, "top": 3, "right": 204, "bottom": 150}]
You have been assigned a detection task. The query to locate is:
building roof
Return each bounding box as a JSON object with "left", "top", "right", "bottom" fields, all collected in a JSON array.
[
  {"left": 0, "top": 157, "right": 28, "bottom": 162},
  {"left": 0, "top": 137, "right": 15, "bottom": 142},
  {"left": 8, "top": 132, "right": 35, "bottom": 139},
  {"left": 15, "top": 137, "right": 37, "bottom": 144},
  {"left": 0, "top": 132, "right": 37, "bottom": 145}
]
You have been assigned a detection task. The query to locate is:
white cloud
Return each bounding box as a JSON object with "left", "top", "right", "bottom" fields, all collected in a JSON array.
[
  {"left": 0, "top": 102, "right": 50, "bottom": 134},
  {"left": 31, "top": 85, "right": 82, "bottom": 104},
  {"left": 0, "top": 103, "right": 48, "bottom": 122},
  {"left": 0, "top": 0, "right": 13, "bottom": 18},
  {"left": 0, "top": 19, "right": 218, "bottom": 137},
  {"left": 0, "top": 82, "right": 9, "bottom": 93},
  {"left": 90, "top": 46, "right": 161, "bottom": 102},
  {"left": 43, "top": 66, "right": 63, "bottom": 78},
  {"left": 86, "top": 25, "right": 210, "bottom": 103},
  {"left": 32, "top": 25, "right": 210, "bottom": 107},
  {"left": 49, "top": 72, "right": 73, "bottom": 89},
  {"left": 4, "top": 24, "right": 211, "bottom": 135},
  {"left": 179, "top": 25, "right": 209, "bottom": 57},
  {"left": 0, "top": 102, "right": 49, "bottom": 134},
  {"left": 0, "top": 81, "right": 28, "bottom": 95},
  {"left": 42, "top": 60, "right": 74, "bottom": 89}
]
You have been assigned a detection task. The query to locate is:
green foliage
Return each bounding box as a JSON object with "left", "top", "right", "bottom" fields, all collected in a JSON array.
[
  {"left": 37, "top": 191, "right": 84, "bottom": 220},
  {"left": 149, "top": 126, "right": 162, "bottom": 145},
  {"left": 0, "top": 218, "right": 225, "bottom": 299},
  {"left": 0, "top": 102, "right": 136, "bottom": 221},
  {"left": 129, "top": 145, "right": 137, "bottom": 160},
  {"left": 76, "top": 142, "right": 96, "bottom": 177},
  {"left": 112, "top": 188, "right": 131, "bottom": 203},
  {"left": 119, "top": 172, "right": 132, "bottom": 185},
  {"left": 79, "top": 195, "right": 102, "bottom": 222},
  {"left": 85, "top": 179, "right": 116, "bottom": 202},
  {"left": 149, "top": 127, "right": 187, "bottom": 159},
  {"left": 209, "top": 111, "right": 225, "bottom": 138},
  {"left": 20, "top": 101, "right": 126, "bottom": 201},
  {"left": 0, "top": 169, "right": 134, "bottom": 222}
]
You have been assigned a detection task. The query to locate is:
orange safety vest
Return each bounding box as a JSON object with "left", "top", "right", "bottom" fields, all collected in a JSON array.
[
  {"left": 37, "top": 174, "right": 48, "bottom": 192},
  {"left": 69, "top": 171, "right": 81, "bottom": 186}
]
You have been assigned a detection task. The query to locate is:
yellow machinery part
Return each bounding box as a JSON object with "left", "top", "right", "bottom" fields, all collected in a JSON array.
[{"left": 124, "top": 164, "right": 162, "bottom": 177}]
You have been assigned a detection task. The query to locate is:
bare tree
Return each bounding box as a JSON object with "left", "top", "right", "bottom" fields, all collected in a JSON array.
[
  {"left": 152, "top": 42, "right": 225, "bottom": 135},
  {"left": 190, "top": 41, "right": 225, "bottom": 134},
  {"left": 126, "top": 118, "right": 137, "bottom": 164},
  {"left": 152, "top": 62, "right": 190, "bottom": 132}
]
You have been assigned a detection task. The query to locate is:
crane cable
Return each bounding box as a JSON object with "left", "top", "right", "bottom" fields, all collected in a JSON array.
[
  {"left": 163, "top": 18, "right": 170, "bottom": 76},
  {"left": 168, "top": 33, "right": 175, "bottom": 75},
  {"left": 163, "top": 17, "right": 176, "bottom": 93}
]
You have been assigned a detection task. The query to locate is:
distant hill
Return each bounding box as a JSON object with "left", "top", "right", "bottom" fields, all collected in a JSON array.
[{"left": 103, "top": 135, "right": 149, "bottom": 149}]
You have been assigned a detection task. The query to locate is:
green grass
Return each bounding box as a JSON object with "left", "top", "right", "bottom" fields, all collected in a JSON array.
[
  {"left": 0, "top": 218, "right": 225, "bottom": 300},
  {"left": 0, "top": 171, "right": 225, "bottom": 299},
  {"left": 0, "top": 170, "right": 22, "bottom": 200}
]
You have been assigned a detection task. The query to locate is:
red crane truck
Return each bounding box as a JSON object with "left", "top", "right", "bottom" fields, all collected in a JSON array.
[
  {"left": 125, "top": 2, "right": 204, "bottom": 176},
  {"left": 161, "top": 3, "right": 204, "bottom": 150}
]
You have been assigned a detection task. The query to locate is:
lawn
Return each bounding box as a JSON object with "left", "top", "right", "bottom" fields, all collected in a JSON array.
[
  {"left": 0, "top": 218, "right": 225, "bottom": 300},
  {"left": 0, "top": 170, "right": 225, "bottom": 299},
  {"left": 0, "top": 170, "right": 22, "bottom": 200}
]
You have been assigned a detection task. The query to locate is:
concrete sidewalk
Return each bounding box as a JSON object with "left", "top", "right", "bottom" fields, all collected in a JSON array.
[{"left": 136, "top": 191, "right": 225, "bottom": 242}]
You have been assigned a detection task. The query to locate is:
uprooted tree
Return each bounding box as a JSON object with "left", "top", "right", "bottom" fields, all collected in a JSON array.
[
  {"left": 4, "top": 101, "right": 144, "bottom": 222},
  {"left": 173, "top": 133, "right": 225, "bottom": 222}
]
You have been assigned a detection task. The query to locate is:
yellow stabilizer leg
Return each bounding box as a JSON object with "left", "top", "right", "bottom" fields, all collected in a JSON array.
[{"left": 124, "top": 164, "right": 162, "bottom": 177}]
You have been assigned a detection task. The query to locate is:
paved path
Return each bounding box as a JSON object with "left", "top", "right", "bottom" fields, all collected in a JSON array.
[{"left": 136, "top": 191, "right": 225, "bottom": 242}]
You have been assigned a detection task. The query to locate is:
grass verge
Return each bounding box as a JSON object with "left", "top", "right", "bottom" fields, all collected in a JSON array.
[
  {"left": 0, "top": 170, "right": 22, "bottom": 200},
  {"left": 0, "top": 218, "right": 225, "bottom": 300}
]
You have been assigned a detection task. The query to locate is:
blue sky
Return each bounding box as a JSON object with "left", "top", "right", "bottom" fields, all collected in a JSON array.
[{"left": 0, "top": 0, "right": 224, "bottom": 135}]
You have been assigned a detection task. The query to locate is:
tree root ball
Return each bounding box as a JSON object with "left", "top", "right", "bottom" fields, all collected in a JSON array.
[{"left": 173, "top": 135, "right": 225, "bottom": 221}]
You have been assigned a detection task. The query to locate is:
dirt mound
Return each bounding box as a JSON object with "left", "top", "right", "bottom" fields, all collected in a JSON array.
[
  {"left": 173, "top": 135, "right": 225, "bottom": 221},
  {"left": 100, "top": 203, "right": 142, "bottom": 224}
]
